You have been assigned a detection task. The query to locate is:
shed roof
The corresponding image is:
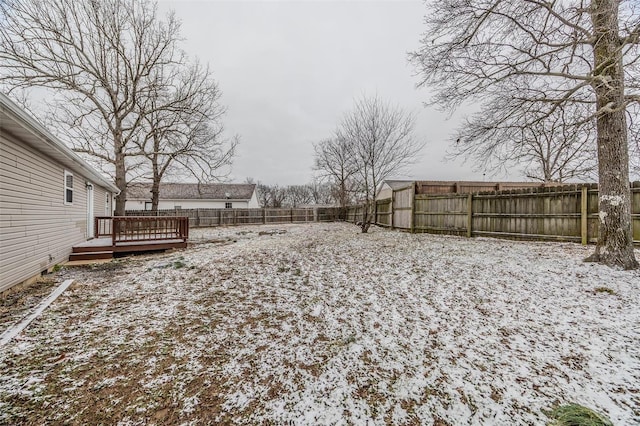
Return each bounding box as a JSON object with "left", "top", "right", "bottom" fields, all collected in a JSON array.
[
  {"left": 0, "top": 93, "right": 119, "bottom": 193},
  {"left": 127, "top": 183, "right": 256, "bottom": 201},
  {"left": 382, "top": 180, "right": 415, "bottom": 190}
]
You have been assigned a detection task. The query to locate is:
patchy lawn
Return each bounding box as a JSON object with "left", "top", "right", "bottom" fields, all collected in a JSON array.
[{"left": 0, "top": 223, "right": 638, "bottom": 425}]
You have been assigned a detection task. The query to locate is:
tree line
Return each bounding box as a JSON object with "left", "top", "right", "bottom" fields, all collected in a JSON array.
[{"left": 253, "top": 181, "right": 337, "bottom": 208}]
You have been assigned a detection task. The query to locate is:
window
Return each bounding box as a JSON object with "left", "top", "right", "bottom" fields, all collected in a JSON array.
[
  {"left": 145, "top": 202, "right": 152, "bottom": 211},
  {"left": 225, "top": 202, "right": 232, "bottom": 209},
  {"left": 64, "top": 171, "right": 73, "bottom": 204}
]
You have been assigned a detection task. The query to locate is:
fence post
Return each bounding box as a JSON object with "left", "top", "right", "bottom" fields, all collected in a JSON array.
[
  {"left": 390, "top": 191, "right": 395, "bottom": 230},
  {"left": 410, "top": 185, "right": 416, "bottom": 233},
  {"left": 111, "top": 217, "right": 117, "bottom": 246},
  {"left": 467, "top": 193, "right": 473, "bottom": 238},
  {"left": 374, "top": 200, "right": 378, "bottom": 225},
  {"left": 581, "top": 186, "right": 588, "bottom": 245}
]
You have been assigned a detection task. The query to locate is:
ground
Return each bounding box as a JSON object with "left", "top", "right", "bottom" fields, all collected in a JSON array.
[{"left": 0, "top": 223, "right": 638, "bottom": 425}]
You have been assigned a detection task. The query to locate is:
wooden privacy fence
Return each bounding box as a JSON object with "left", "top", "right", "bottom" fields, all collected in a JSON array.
[
  {"left": 125, "top": 207, "right": 343, "bottom": 228},
  {"left": 347, "top": 182, "right": 640, "bottom": 245}
]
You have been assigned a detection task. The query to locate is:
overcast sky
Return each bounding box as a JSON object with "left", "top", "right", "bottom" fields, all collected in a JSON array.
[{"left": 158, "top": 0, "right": 510, "bottom": 185}]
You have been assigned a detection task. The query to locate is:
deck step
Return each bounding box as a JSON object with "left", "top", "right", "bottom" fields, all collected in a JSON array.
[
  {"left": 73, "top": 245, "right": 113, "bottom": 253},
  {"left": 69, "top": 251, "right": 114, "bottom": 261}
]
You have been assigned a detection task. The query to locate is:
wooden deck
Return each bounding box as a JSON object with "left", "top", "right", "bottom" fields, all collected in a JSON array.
[{"left": 70, "top": 216, "right": 189, "bottom": 261}]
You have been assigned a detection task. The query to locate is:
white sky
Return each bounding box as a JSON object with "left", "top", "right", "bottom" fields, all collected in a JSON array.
[{"left": 158, "top": 0, "right": 511, "bottom": 185}]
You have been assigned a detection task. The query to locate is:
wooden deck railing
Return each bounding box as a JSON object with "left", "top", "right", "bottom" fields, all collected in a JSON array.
[{"left": 95, "top": 216, "right": 189, "bottom": 244}]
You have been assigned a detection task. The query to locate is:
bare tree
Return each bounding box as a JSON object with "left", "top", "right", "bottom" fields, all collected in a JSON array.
[
  {"left": 135, "top": 61, "right": 237, "bottom": 211},
  {"left": 337, "top": 95, "right": 425, "bottom": 232},
  {"left": 450, "top": 102, "right": 598, "bottom": 182},
  {"left": 309, "top": 179, "right": 337, "bottom": 205},
  {"left": 313, "top": 136, "right": 358, "bottom": 209},
  {"left": 256, "top": 184, "right": 287, "bottom": 208},
  {"left": 411, "top": 0, "right": 639, "bottom": 268},
  {"left": 285, "top": 185, "right": 313, "bottom": 207},
  {"left": 269, "top": 185, "right": 287, "bottom": 208},
  {"left": 0, "top": 0, "right": 181, "bottom": 215},
  {"left": 255, "top": 183, "right": 271, "bottom": 208}
]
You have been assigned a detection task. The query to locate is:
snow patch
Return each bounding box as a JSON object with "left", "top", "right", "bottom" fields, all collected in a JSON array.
[
  {"left": 0, "top": 223, "right": 638, "bottom": 425},
  {"left": 601, "top": 195, "right": 624, "bottom": 207},
  {"left": 599, "top": 211, "right": 608, "bottom": 223}
]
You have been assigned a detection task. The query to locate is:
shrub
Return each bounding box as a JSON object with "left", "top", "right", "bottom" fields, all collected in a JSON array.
[
  {"left": 593, "top": 287, "right": 615, "bottom": 295},
  {"left": 546, "top": 404, "right": 613, "bottom": 426}
]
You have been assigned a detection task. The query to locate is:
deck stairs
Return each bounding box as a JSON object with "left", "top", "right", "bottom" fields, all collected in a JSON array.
[{"left": 70, "top": 237, "right": 188, "bottom": 261}]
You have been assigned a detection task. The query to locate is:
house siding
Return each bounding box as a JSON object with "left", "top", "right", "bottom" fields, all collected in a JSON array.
[
  {"left": 377, "top": 184, "right": 394, "bottom": 200},
  {"left": 0, "top": 132, "right": 110, "bottom": 292},
  {"left": 247, "top": 191, "right": 260, "bottom": 208}
]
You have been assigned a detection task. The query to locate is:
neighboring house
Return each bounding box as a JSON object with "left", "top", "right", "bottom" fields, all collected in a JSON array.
[
  {"left": 376, "top": 179, "right": 547, "bottom": 200},
  {"left": 125, "top": 183, "right": 260, "bottom": 210},
  {"left": 0, "top": 93, "right": 119, "bottom": 292}
]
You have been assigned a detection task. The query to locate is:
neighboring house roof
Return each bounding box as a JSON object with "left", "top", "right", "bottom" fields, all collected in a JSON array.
[
  {"left": 127, "top": 183, "right": 257, "bottom": 201},
  {"left": 0, "top": 93, "right": 119, "bottom": 193}
]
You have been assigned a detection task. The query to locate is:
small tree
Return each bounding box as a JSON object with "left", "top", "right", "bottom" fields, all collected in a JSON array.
[
  {"left": 285, "top": 185, "right": 313, "bottom": 207},
  {"left": 255, "top": 183, "right": 271, "bottom": 208},
  {"left": 309, "top": 179, "right": 337, "bottom": 205},
  {"left": 313, "top": 137, "right": 358, "bottom": 210},
  {"left": 256, "top": 184, "right": 287, "bottom": 208},
  {"left": 337, "top": 95, "right": 424, "bottom": 233}
]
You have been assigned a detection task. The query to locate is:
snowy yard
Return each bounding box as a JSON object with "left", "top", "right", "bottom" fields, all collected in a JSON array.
[{"left": 1, "top": 222, "right": 639, "bottom": 425}]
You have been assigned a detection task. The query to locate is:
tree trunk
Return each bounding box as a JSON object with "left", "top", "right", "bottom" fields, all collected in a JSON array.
[
  {"left": 151, "top": 140, "right": 161, "bottom": 212},
  {"left": 586, "top": 0, "right": 638, "bottom": 269},
  {"left": 361, "top": 198, "right": 372, "bottom": 233},
  {"left": 151, "top": 179, "right": 160, "bottom": 212},
  {"left": 113, "top": 147, "right": 127, "bottom": 217}
]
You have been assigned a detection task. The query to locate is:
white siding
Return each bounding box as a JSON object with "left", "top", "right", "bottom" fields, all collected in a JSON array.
[
  {"left": 377, "top": 183, "right": 393, "bottom": 201},
  {"left": 247, "top": 190, "right": 260, "bottom": 208},
  {"left": 0, "top": 132, "right": 111, "bottom": 292}
]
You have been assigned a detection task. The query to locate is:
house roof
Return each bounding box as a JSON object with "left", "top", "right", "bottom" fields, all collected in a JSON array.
[
  {"left": 0, "top": 93, "right": 119, "bottom": 193},
  {"left": 127, "top": 183, "right": 257, "bottom": 201}
]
